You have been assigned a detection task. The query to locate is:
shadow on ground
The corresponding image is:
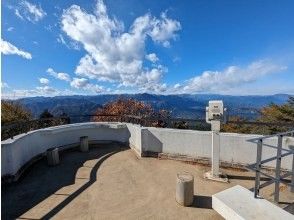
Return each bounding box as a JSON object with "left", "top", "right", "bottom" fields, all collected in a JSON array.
[
  {"left": 284, "top": 203, "right": 294, "bottom": 214},
  {"left": 2, "top": 143, "right": 127, "bottom": 220},
  {"left": 227, "top": 175, "right": 271, "bottom": 181},
  {"left": 191, "top": 195, "right": 212, "bottom": 209}
]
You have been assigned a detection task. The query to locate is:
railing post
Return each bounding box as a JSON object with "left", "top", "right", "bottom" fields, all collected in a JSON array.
[
  {"left": 254, "top": 139, "right": 263, "bottom": 198},
  {"left": 274, "top": 135, "right": 283, "bottom": 203},
  {"left": 291, "top": 153, "right": 294, "bottom": 193}
]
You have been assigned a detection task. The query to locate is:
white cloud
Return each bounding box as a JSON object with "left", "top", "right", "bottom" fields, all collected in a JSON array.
[
  {"left": 7, "top": 27, "right": 14, "bottom": 32},
  {"left": 85, "top": 84, "right": 105, "bottom": 93},
  {"left": 47, "top": 68, "right": 71, "bottom": 82},
  {"left": 15, "top": 9, "right": 24, "bottom": 20},
  {"left": 178, "top": 60, "right": 287, "bottom": 93},
  {"left": 172, "top": 56, "right": 181, "bottom": 63},
  {"left": 70, "top": 78, "right": 89, "bottom": 89},
  {"left": 6, "top": 86, "right": 58, "bottom": 98},
  {"left": 57, "top": 34, "right": 80, "bottom": 50},
  {"left": 39, "top": 78, "right": 50, "bottom": 85},
  {"left": 2, "top": 87, "right": 100, "bottom": 99},
  {"left": 57, "top": 34, "right": 66, "bottom": 45},
  {"left": 1, "top": 82, "right": 9, "bottom": 89},
  {"left": 0, "top": 39, "right": 32, "bottom": 59},
  {"left": 145, "top": 53, "right": 159, "bottom": 63},
  {"left": 45, "top": 24, "right": 53, "bottom": 32},
  {"left": 174, "top": 83, "right": 181, "bottom": 89},
  {"left": 14, "top": 1, "right": 46, "bottom": 23},
  {"left": 148, "top": 12, "right": 181, "bottom": 47},
  {"left": 61, "top": 0, "right": 180, "bottom": 92},
  {"left": 36, "top": 86, "right": 56, "bottom": 93},
  {"left": 46, "top": 68, "right": 105, "bottom": 94},
  {"left": 70, "top": 77, "right": 104, "bottom": 93}
]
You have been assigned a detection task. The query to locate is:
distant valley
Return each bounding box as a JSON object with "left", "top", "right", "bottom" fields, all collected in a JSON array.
[{"left": 13, "top": 93, "right": 291, "bottom": 121}]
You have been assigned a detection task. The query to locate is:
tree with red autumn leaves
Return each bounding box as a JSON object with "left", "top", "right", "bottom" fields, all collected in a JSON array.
[{"left": 92, "top": 98, "right": 170, "bottom": 127}]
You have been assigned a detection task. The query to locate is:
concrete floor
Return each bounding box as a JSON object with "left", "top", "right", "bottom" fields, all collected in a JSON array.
[{"left": 2, "top": 143, "right": 293, "bottom": 220}]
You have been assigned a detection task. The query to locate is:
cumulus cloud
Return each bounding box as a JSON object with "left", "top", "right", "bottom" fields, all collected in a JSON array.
[
  {"left": 70, "top": 78, "right": 104, "bottom": 93},
  {"left": 36, "top": 85, "right": 56, "bottom": 93},
  {"left": 179, "top": 60, "right": 287, "bottom": 93},
  {"left": 145, "top": 53, "right": 159, "bottom": 63},
  {"left": 61, "top": 0, "right": 180, "bottom": 92},
  {"left": 39, "top": 78, "right": 49, "bottom": 85},
  {"left": 0, "top": 39, "right": 32, "bottom": 59},
  {"left": 47, "top": 68, "right": 71, "bottom": 82},
  {"left": 148, "top": 12, "right": 181, "bottom": 47},
  {"left": 70, "top": 78, "right": 89, "bottom": 89},
  {"left": 13, "top": 1, "right": 46, "bottom": 23},
  {"left": 173, "top": 83, "right": 181, "bottom": 89}
]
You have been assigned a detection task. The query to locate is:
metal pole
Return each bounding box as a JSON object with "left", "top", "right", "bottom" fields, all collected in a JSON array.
[
  {"left": 211, "top": 130, "right": 220, "bottom": 177},
  {"left": 274, "top": 135, "right": 283, "bottom": 203},
  {"left": 291, "top": 153, "right": 294, "bottom": 193},
  {"left": 254, "top": 139, "right": 263, "bottom": 198}
]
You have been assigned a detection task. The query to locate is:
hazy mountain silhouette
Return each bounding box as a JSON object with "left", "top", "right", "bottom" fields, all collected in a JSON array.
[{"left": 16, "top": 93, "right": 290, "bottom": 120}]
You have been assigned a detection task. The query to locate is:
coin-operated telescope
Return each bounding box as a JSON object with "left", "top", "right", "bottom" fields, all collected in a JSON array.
[
  {"left": 206, "top": 100, "right": 227, "bottom": 131},
  {"left": 204, "top": 100, "right": 228, "bottom": 182}
]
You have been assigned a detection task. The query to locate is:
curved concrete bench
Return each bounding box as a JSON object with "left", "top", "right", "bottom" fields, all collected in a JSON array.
[
  {"left": 1, "top": 122, "right": 137, "bottom": 181},
  {"left": 2, "top": 122, "right": 294, "bottom": 182}
]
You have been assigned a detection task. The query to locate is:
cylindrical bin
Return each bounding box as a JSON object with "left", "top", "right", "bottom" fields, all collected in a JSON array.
[
  {"left": 80, "top": 136, "right": 89, "bottom": 152},
  {"left": 176, "top": 172, "right": 194, "bottom": 206},
  {"left": 47, "top": 148, "right": 60, "bottom": 166}
]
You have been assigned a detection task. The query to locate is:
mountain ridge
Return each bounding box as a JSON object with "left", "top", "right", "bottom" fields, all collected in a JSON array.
[{"left": 12, "top": 93, "right": 291, "bottom": 120}]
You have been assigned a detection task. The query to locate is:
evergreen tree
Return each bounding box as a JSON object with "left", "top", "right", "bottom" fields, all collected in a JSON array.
[{"left": 39, "top": 109, "right": 54, "bottom": 119}]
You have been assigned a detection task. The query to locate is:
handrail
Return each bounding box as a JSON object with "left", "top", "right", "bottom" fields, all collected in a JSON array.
[
  {"left": 2, "top": 114, "right": 294, "bottom": 141},
  {"left": 247, "top": 130, "right": 294, "bottom": 203},
  {"left": 247, "top": 130, "right": 294, "bottom": 142}
]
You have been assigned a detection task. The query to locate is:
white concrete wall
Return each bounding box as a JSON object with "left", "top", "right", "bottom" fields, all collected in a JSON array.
[
  {"left": 1, "top": 122, "right": 130, "bottom": 176},
  {"left": 141, "top": 127, "right": 294, "bottom": 169},
  {"left": 2, "top": 122, "right": 294, "bottom": 178},
  {"left": 126, "top": 124, "right": 143, "bottom": 156},
  {"left": 141, "top": 128, "right": 211, "bottom": 158},
  {"left": 219, "top": 133, "right": 293, "bottom": 168}
]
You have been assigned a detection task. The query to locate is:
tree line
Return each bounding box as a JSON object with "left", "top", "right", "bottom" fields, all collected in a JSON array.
[{"left": 1, "top": 96, "right": 293, "bottom": 137}]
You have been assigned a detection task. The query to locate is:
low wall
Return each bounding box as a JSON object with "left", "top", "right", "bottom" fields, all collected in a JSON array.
[
  {"left": 126, "top": 123, "right": 143, "bottom": 156},
  {"left": 2, "top": 122, "right": 294, "bottom": 179},
  {"left": 1, "top": 122, "right": 130, "bottom": 178},
  {"left": 141, "top": 127, "right": 294, "bottom": 169}
]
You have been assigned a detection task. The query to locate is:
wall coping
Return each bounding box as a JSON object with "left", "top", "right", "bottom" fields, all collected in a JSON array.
[{"left": 2, "top": 122, "right": 127, "bottom": 145}]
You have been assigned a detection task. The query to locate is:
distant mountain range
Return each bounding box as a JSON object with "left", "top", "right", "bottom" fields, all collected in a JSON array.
[{"left": 15, "top": 93, "right": 291, "bottom": 121}]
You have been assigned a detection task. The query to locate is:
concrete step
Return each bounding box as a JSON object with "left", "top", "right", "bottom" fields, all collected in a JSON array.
[{"left": 212, "top": 185, "right": 294, "bottom": 220}]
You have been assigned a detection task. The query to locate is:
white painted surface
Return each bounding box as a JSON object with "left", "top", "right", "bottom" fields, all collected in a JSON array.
[
  {"left": 141, "top": 127, "right": 294, "bottom": 169},
  {"left": 126, "top": 123, "right": 143, "bottom": 156},
  {"left": 212, "top": 185, "right": 294, "bottom": 220},
  {"left": 1, "top": 122, "right": 130, "bottom": 176},
  {"left": 212, "top": 131, "right": 220, "bottom": 176},
  {"left": 2, "top": 122, "right": 294, "bottom": 177}
]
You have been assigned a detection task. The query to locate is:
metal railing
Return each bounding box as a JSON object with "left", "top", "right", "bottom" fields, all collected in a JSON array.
[
  {"left": 1, "top": 115, "right": 212, "bottom": 140},
  {"left": 1, "top": 117, "right": 70, "bottom": 140},
  {"left": 2, "top": 113, "right": 294, "bottom": 141},
  {"left": 247, "top": 130, "right": 294, "bottom": 203}
]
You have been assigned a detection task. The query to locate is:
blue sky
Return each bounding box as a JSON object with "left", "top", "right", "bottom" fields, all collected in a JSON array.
[{"left": 1, "top": 0, "right": 294, "bottom": 98}]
